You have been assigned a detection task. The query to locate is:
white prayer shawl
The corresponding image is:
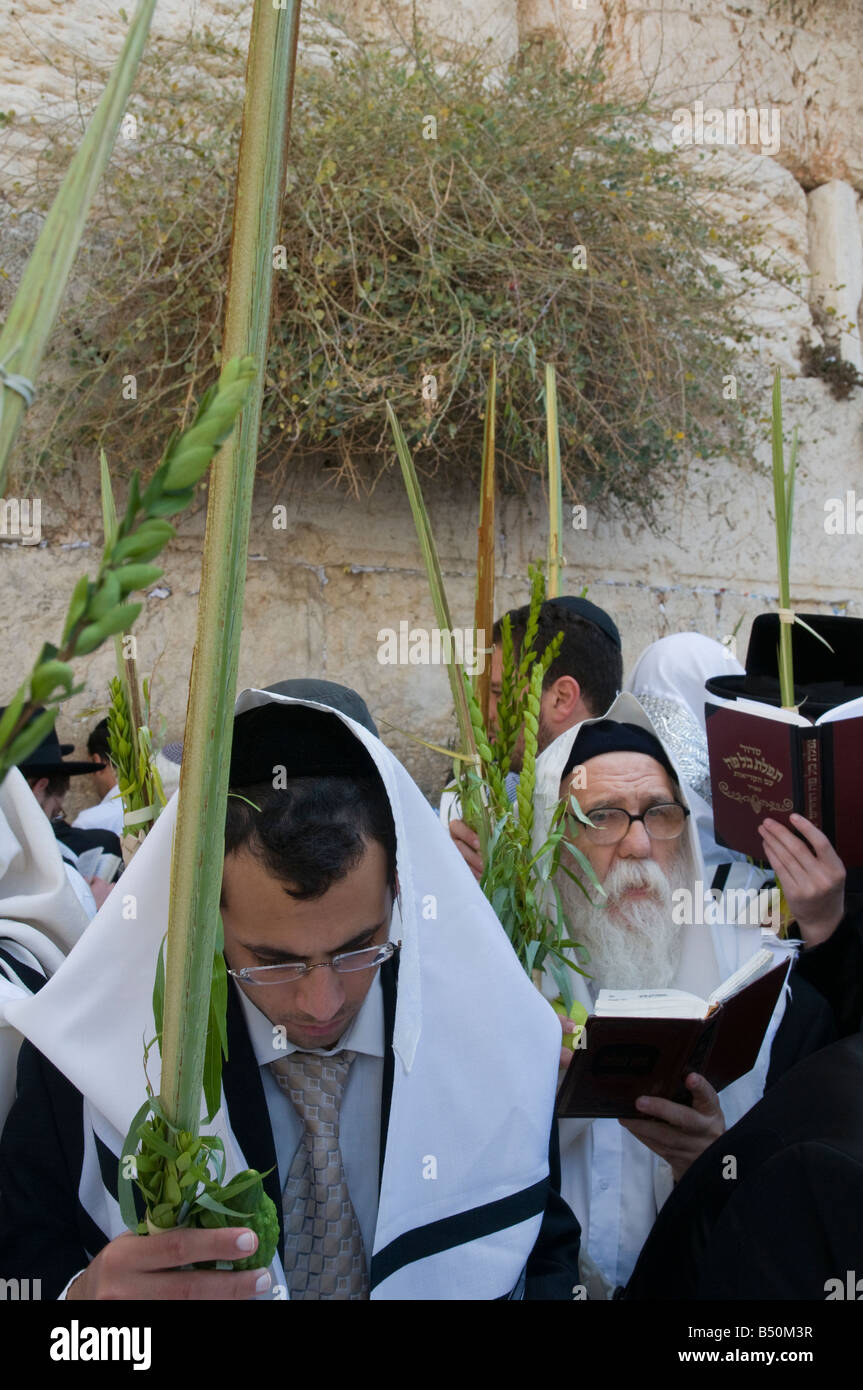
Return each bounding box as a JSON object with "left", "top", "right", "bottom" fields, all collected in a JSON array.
[
  {"left": 625, "top": 633, "right": 769, "bottom": 894},
  {"left": 0, "top": 768, "right": 90, "bottom": 1129},
  {"left": 532, "top": 692, "right": 795, "bottom": 1289},
  {"left": 2, "top": 690, "right": 563, "bottom": 1301}
]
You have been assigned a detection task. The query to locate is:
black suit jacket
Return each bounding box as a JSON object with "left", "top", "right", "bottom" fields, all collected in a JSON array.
[
  {"left": 623, "top": 1033, "right": 863, "bottom": 1300},
  {"left": 0, "top": 957, "right": 581, "bottom": 1299}
]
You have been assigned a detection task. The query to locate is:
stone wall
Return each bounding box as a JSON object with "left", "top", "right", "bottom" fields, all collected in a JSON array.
[{"left": 1, "top": 1, "right": 862, "bottom": 813}]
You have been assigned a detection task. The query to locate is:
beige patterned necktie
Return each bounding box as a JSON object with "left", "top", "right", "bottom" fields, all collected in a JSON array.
[{"left": 270, "top": 1049, "right": 369, "bottom": 1300}]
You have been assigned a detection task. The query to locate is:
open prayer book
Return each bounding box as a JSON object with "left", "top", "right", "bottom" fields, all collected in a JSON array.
[
  {"left": 555, "top": 949, "right": 790, "bottom": 1120},
  {"left": 76, "top": 846, "right": 122, "bottom": 883}
]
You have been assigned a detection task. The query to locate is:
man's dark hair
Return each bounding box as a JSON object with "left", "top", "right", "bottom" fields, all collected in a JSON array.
[
  {"left": 87, "top": 718, "right": 111, "bottom": 763},
  {"left": 223, "top": 775, "right": 397, "bottom": 902},
  {"left": 492, "top": 600, "right": 622, "bottom": 716},
  {"left": 25, "top": 773, "right": 69, "bottom": 801}
]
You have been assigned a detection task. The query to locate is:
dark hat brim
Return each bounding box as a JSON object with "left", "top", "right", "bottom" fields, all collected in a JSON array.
[{"left": 19, "top": 759, "right": 100, "bottom": 777}]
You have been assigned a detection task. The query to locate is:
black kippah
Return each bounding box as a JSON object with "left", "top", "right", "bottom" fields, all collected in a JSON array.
[
  {"left": 263, "top": 679, "right": 378, "bottom": 736},
  {"left": 229, "top": 702, "right": 378, "bottom": 787},
  {"left": 549, "top": 596, "right": 621, "bottom": 650},
  {"left": 562, "top": 719, "right": 678, "bottom": 782}
]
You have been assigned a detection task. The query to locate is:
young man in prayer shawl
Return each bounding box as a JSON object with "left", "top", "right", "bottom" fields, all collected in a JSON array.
[
  {"left": 0, "top": 683, "right": 581, "bottom": 1301},
  {"left": 447, "top": 595, "right": 623, "bottom": 878},
  {"left": 533, "top": 693, "right": 848, "bottom": 1294}
]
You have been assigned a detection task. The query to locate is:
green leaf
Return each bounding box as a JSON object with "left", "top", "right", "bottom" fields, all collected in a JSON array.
[
  {"left": 0, "top": 684, "right": 28, "bottom": 747},
  {"left": 5, "top": 708, "right": 58, "bottom": 768},
  {"left": 88, "top": 571, "right": 122, "bottom": 621},
  {"left": 137, "top": 1125, "right": 180, "bottom": 1162},
  {"left": 30, "top": 660, "right": 75, "bottom": 704},
  {"left": 153, "top": 935, "right": 167, "bottom": 1041},
  {"left": 144, "top": 493, "right": 194, "bottom": 518},
  {"left": 74, "top": 602, "right": 143, "bottom": 654},
  {"left": 203, "top": 949, "right": 229, "bottom": 1121},
  {"left": 100, "top": 448, "right": 118, "bottom": 550},
  {"left": 122, "top": 469, "right": 142, "bottom": 536},
  {"left": 61, "top": 574, "right": 91, "bottom": 644},
  {"left": 559, "top": 843, "right": 605, "bottom": 898},
  {"left": 546, "top": 952, "right": 575, "bottom": 1014},
  {"left": 567, "top": 792, "right": 596, "bottom": 829},
  {"left": 117, "top": 1096, "right": 154, "bottom": 1232},
  {"left": 117, "top": 563, "right": 164, "bottom": 595}
]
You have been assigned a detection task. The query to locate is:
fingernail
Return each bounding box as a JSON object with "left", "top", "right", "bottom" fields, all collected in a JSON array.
[
  {"left": 635, "top": 1097, "right": 649, "bottom": 1111},
  {"left": 236, "top": 1230, "right": 257, "bottom": 1252},
  {"left": 255, "top": 1271, "right": 271, "bottom": 1293}
]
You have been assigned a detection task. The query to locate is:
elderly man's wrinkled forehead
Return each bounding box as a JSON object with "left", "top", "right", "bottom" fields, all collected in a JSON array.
[{"left": 560, "top": 750, "right": 680, "bottom": 803}]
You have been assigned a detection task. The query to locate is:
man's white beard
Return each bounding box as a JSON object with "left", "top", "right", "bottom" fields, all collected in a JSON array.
[{"left": 558, "top": 842, "right": 693, "bottom": 994}]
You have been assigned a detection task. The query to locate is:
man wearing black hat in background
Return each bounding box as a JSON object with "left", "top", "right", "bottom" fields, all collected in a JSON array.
[
  {"left": 5, "top": 709, "right": 120, "bottom": 914},
  {"left": 447, "top": 596, "right": 623, "bottom": 878}
]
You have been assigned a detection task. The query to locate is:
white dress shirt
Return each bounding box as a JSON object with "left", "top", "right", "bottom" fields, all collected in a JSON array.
[
  {"left": 559, "top": 1114, "right": 673, "bottom": 1292},
  {"left": 72, "top": 785, "right": 125, "bottom": 838},
  {"left": 235, "top": 974, "right": 385, "bottom": 1259}
]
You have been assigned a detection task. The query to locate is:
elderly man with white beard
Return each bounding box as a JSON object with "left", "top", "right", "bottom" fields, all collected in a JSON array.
[{"left": 532, "top": 694, "right": 804, "bottom": 1295}]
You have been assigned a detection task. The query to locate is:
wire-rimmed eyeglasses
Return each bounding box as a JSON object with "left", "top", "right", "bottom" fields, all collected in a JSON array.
[
  {"left": 572, "top": 802, "right": 690, "bottom": 846},
  {"left": 227, "top": 940, "right": 401, "bottom": 987}
]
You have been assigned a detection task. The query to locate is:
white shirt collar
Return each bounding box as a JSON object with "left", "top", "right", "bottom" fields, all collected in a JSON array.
[{"left": 235, "top": 971, "right": 385, "bottom": 1068}]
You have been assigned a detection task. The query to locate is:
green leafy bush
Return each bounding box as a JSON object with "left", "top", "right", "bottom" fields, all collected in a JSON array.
[{"left": 4, "top": 27, "right": 793, "bottom": 520}]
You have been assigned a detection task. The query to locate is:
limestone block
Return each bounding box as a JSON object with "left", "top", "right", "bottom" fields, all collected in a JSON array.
[
  {"left": 519, "top": 0, "right": 863, "bottom": 188},
  {"left": 807, "top": 180, "right": 863, "bottom": 372},
  {"left": 680, "top": 142, "right": 814, "bottom": 372}
]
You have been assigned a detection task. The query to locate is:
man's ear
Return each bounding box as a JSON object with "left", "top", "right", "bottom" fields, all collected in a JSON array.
[
  {"left": 27, "top": 777, "right": 50, "bottom": 810},
  {"left": 546, "top": 675, "right": 582, "bottom": 727}
]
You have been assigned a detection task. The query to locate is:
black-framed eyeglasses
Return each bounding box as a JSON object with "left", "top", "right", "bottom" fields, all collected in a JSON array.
[
  {"left": 573, "top": 802, "right": 690, "bottom": 846},
  {"left": 227, "top": 940, "right": 401, "bottom": 987}
]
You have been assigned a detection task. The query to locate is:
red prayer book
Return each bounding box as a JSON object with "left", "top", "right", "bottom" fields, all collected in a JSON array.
[{"left": 704, "top": 614, "right": 863, "bottom": 869}]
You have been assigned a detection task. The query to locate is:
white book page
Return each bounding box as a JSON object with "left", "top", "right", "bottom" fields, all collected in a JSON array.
[
  {"left": 75, "top": 847, "right": 101, "bottom": 879},
  {"left": 816, "top": 694, "right": 863, "bottom": 725},
  {"left": 75, "top": 848, "right": 120, "bottom": 881},
  {"left": 707, "top": 696, "right": 810, "bottom": 727},
  {"left": 594, "top": 988, "right": 708, "bottom": 1020},
  {"left": 707, "top": 948, "right": 775, "bottom": 1007}
]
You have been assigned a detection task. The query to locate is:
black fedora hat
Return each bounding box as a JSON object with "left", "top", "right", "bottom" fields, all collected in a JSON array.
[{"left": 0, "top": 706, "right": 100, "bottom": 777}]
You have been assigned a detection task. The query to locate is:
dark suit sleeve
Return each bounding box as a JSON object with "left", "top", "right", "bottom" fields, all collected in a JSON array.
[
  {"left": 793, "top": 911, "right": 863, "bottom": 1038},
  {"left": 0, "top": 1041, "right": 95, "bottom": 1299},
  {"left": 694, "top": 1142, "right": 863, "bottom": 1300},
  {"left": 523, "top": 1123, "right": 582, "bottom": 1300},
  {"left": 766, "top": 974, "right": 836, "bottom": 1088}
]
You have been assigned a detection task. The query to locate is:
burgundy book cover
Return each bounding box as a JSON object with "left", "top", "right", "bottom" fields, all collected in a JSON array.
[
  {"left": 826, "top": 717, "right": 863, "bottom": 866},
  {"left": 705, "top": 704, "right": 799, "bottom": 860},
  {"left": 555, "top": 964, "right": 788, "bottom": 1120}
]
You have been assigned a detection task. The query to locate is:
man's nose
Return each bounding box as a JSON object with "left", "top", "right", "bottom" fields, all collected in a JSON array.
[
  {"left": 617, "top": 817, "right": 652, "bottom": 858},
  {"left": 295, "top": 963, "right": 345, "bottom": 1022}
]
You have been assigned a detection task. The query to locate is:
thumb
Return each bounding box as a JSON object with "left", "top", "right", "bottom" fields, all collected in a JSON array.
[{"left": 687, "top": 1072, "right": 720, "bottom": 1115}]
